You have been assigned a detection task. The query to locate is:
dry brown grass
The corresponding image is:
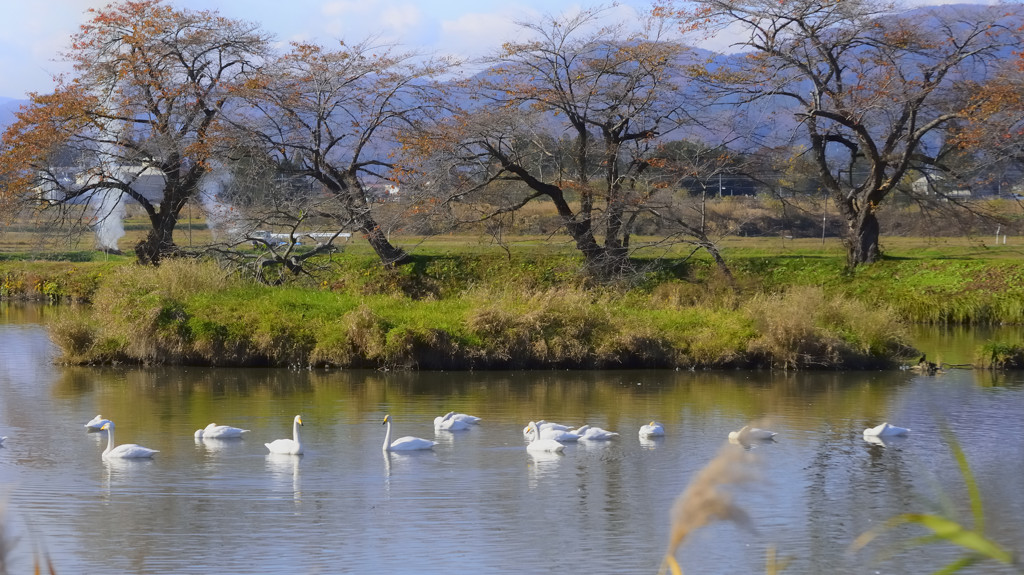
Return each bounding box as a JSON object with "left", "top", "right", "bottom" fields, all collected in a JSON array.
[
  {"left": 465, "top": 287, "right": 616, "bottom": 368},
  {"left": 661, "top": 440, "right": 760, "bottom": 575},
  {"left": 743, "top": 285, "right": 913, "bottom": 369}
]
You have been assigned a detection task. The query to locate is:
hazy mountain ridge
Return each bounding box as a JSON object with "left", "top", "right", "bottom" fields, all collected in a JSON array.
[{"left": 0, "top": 98, "right": 28, "bottom": 132}]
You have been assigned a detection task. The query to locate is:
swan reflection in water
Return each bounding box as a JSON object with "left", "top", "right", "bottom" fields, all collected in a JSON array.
[
  {"left": 527, "top": 449, "right": 564, "bottom": 488},
  {"left": 265, "top": 452, "right": 301, "bottom": 503},
  {"left": 194, "top": 435, "right": 247, "bottom": 454},
  {"left": 639, "top": 436, "right": 664, "bottom": 450},
  {"left": 100, "top": 453, "right": 157, "bottom": 502},
  {"left": 863, "top": 433, "right": 909, "bottom": 448}
]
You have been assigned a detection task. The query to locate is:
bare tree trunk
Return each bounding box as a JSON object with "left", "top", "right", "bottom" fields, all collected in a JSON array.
[
  {"left": 134, "top": 211, "right": 179, "bottom": 265},
  {"left": 846, "top": 210, "right": 881, "bottom": 266},
  {"left": 361, "top": 221, "right": 410, "bottom": 266}
]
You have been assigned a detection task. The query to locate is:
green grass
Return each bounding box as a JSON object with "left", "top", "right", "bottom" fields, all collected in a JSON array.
[
  {"left": 41, "top": 258, "right": 920, "bottom": 369},
  {"left": 3, "top": 232, "right": 1022, "bottom": 369}
]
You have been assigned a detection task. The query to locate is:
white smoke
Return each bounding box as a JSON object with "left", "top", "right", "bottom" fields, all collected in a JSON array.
[
  {"left": 90, "top": 90, "right": 127, "bottom": 253},
  {"left": 198, "top": 162, "right": 240, "bottom": 242},
  {"left": 91, "top": 189, "right": 126, "bottom": 252}
]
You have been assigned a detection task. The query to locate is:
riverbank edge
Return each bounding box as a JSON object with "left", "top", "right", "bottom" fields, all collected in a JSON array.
[{"left": 4, "top": 251, "right": 1024, "bottom": 370}]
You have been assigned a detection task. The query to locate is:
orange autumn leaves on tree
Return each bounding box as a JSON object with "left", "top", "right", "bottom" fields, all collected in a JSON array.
[
  {"left": 952, "top": 53, "right": 1024, "bottom": 154},
  {"left": 0, "top": 0, "right": 270, "bottom": 263}
]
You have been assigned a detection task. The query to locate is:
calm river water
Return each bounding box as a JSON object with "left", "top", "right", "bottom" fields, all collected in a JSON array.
[{"left": 1, "top": 304, "right": 1023, "bottom": 574}]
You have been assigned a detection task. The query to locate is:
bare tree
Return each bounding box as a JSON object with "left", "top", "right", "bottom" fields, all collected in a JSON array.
[
  {"left": 668, "top": 0, "right": 1024, "bottom": 265},
  {"left": 0, "top": 0, "right": 271, "bottom": 264},
  {"left": 235, "top": 40, "right": 455, "bottom": 268},
  {"left": 409, "top": 6, "right": 698, "bottom": 281}
]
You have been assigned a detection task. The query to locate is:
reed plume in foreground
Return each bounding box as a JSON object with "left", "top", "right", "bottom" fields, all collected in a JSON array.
[
  {"left": 0, "top": 495, "right": 56, "bottom": 575},
  {"left": 660, "top": 443, "right": 760, "bottom": 575}
]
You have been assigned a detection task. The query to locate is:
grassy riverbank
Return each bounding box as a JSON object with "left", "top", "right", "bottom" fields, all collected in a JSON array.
[{"left": 2, "top": 236, "right": 1022, "bottom": 369}]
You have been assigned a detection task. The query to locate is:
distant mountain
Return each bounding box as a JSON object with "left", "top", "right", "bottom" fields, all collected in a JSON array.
[{"left": 0, "top": 97, "right": 29, "bottom": 132}]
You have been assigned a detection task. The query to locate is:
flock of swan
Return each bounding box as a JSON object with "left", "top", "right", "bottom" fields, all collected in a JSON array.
[{"left": 1, "top": 413, "right": 909, "bottom": 459}]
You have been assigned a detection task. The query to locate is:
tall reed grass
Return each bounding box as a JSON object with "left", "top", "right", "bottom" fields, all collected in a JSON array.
[
  {"left": 662, "top": 425, "right": 1021, "bottom": 574},
  {"left": 851, "top": 429, "right": 1021, "bottom": 573},
  {"left": 743, "top": 286, "right": 915, "bottom": 369},
  {"left": 660, "top": 438, "right": 760, "bottom": 575}
]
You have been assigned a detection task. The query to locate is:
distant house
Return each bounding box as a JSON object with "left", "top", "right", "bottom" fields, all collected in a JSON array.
[
  {"left": 364, "top": 183, "right": 400, "bottom": 203},
  {"left": 911, "top": 174, "right": 972, "bottom": 198},
  {"left": 35, "top": 165, "right": 165, "bottom": 205}
]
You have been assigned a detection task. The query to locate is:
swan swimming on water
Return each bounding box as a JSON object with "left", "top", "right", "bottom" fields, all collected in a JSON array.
[
  {"left": 863, "top": 422, "right": 910, "bottom": 437},
  {"left": 728, "top": 425, "right": 777, "bottom": 443},
  {"left": 265, "top": 415, "right": 304, "bottom": 455},
  {"left": 572, "top": 425, "right": 619, "bottom": 441},
  {"left": 382, "top": 415, "right": 436, "bottom": 452},
  {"left": 522, "top": 420, "right": 571, "bottom": 437},
  {"left": 639, "top": 421, "right": 665, "bottom": 438},
  {"left": 195, "top": 423, "right": 250, "bottom": 439},
  {"left": 448, "top": 412, "right": 481, "bottom": 425},
  {"left": 525, "top": 422, "right": 566, "bottom": 453},
  {"left": 85, "top": 415, "right": 111, "bottom": 431},
  {"left": 537, "top": 426, "right": 581, "bottom": 442},
  {"left": 433, "top": 412, "right": 471, "bottom": 431},
  {"left": 100, "top": 421, "right": 158, "bottom": 459}
]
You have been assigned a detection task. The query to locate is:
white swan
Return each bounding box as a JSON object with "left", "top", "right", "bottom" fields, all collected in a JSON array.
[
  {"left": 450, "top": 412, "right": 481, "bottom": 425},
  {"left": 728, "top": 425, "right": 777, "bottom": 443},
  {"left": 863, "top": 434, "right": 888, "bottom": 446},
  {"left": 538, "top": 426, "right": 581, "bottom": 442},
  {"left": 525, "top": 421, "right": 565, "bottom": 453},
  {"left": 433, "top": 412, "right": 471, "bottom": 431},
  {"left": 863, "top": 422, "right": 910, "bottom": 437},
  {"left": 85, "top": 414, "right": 111, "bottom": 431},
  {"left": 639, "top": 421, "right": 665, "bottom": 438},
  {"left": 265, "top": 415, "right": 304, "bottom": 455},
  {"left": 573, "top": 425, "right": 619, "bottom": 441},
  {"left": 100, "top": 421, "right": 158, "bottom": 459},
  {"left": 382, "top": 414, "right": 436, "bottom": 452},
  {"left": 195, "top": 423, "right": 250, "bottom": 439},
  {"left": 522, "top": 420, "right": 571, "bottom": 437}
]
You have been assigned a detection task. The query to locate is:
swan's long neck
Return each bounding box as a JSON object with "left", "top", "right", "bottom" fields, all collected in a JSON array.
[
  {"left": 383, "top": 419, "right": 392, "bottom": 452},
  {"left": 103, "top": 424, "right": 115, "bottom": 456},
  {"left": 292, "top": 419, "right": 302, "bottom": 447}
]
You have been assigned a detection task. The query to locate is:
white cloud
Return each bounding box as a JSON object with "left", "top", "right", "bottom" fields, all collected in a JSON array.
[
  {"left": 380, "top": 4, "right": 423, "bottom": 34},
  {"left": 440, "top": 12, "right": 529, "bottom": 59},
  {"left": 321, "top": 1, "right": 365, "bottom": 17}
]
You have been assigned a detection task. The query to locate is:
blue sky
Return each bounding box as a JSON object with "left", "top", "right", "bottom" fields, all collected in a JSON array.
[{"left": 0, "top": 0, "right": 983, "bottom": 100}]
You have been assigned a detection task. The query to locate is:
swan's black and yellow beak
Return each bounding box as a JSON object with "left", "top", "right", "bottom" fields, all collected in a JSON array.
[
  {"left": 297, "top": 416, "right": 303, "bottom": 426},
  {"left": 382, "top": 415, "right": 390, "bottom": 425}
]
